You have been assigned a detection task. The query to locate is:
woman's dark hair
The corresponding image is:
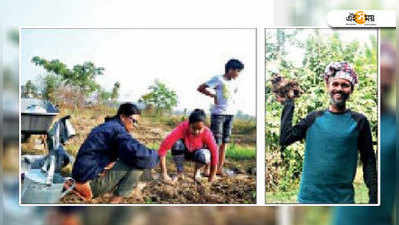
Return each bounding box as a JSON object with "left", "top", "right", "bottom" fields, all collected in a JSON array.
[
  {"left": 105, "top": 103, "right": 141, "bottom": 122},
  {"left": 225, "top": 59, "right": 244, "bottom": 73},
  {"left": 189, "top": 109, "right": 206, "bottom": 124}
]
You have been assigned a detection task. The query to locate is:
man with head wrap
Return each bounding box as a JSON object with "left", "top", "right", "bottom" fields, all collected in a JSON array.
[
  {"left": 331, "top": 43, "right": 396, "bottom": 224},
  {"left": 277, "top": 61, "right": 377, "bottom": 204}
]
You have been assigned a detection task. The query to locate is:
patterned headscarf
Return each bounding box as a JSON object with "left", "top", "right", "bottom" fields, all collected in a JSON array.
[{"left": 323, "top": 62, "right": 358, "bottom": 86}]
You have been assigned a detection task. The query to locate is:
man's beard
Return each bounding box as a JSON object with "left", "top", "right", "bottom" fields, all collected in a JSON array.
[{"left": 329, "top": 91, "right": 349, "bottom": 109}]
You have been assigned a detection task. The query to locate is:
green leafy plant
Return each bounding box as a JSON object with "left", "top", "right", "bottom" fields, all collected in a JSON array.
[{"left": 139, "top": 80, "right": 178, "bottom": 115}]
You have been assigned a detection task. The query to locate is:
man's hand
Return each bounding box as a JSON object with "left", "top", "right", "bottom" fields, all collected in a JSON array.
[{"left": 275, "top": 95, "right": 287, "bottom": 104}]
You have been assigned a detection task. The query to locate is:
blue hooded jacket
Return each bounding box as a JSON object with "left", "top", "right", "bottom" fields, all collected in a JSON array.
[{"left": 72, "top": 117, "right": 159, "bottom": 182}]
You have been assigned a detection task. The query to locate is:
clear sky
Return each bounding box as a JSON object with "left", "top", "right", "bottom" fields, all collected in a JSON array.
[{"left": 21, "top": 29, "right": 256, "bottom": 115}]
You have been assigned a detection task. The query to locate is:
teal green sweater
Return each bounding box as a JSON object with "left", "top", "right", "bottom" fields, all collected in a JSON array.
[
  {"left": 332, "top": 113, "right": 395, "bottom": 225},
  {"left": 280, "top": 100, "right": 377, "bottom": 204}
]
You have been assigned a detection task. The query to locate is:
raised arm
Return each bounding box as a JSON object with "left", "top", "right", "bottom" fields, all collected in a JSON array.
[
  {"left": 279, "top": 99, "right": 317, "bottom": 147},
  {"left": 357, "top": 117, "right": 378, "bottom": 203}
]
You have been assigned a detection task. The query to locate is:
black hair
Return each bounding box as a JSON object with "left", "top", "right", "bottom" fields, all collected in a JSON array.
[
  {"left": 105, "top": 102, "right": 141, "bottom": 122},
  {"left": 225, "top": 59, "right": 244, "bottom": 73},
  {"left": 188, "top": 109, "right": 206, "bottom": 124},
  {"left": 117, "top": 102, "right": 141, "bottom": 116}
]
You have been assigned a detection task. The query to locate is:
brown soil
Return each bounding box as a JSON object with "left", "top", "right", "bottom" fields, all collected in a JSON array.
[{"left": 60, "top": 160, "right": 256, "bottom": 204}]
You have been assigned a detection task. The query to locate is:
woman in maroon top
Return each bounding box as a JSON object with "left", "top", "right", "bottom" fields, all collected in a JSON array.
[{"left": 158, "top": 109, "right": 218, "bottom": 183}]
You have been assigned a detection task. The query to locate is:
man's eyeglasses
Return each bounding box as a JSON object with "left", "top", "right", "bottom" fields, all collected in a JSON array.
[{"left": 128, "top": 116, "right": 138, "bottom": 125}]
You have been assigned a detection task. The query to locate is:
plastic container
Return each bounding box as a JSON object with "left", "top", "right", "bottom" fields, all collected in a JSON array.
[
  {"left": 21, "top": 98, "right": 59, "bottom": 134},
  {"left": 21, "top": 169, "right": 74, "bottom": 204}
]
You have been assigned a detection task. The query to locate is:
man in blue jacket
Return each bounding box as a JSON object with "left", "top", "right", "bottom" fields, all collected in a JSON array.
[{"left": 71, "top": 103, "right": 159, "bottom": 203}]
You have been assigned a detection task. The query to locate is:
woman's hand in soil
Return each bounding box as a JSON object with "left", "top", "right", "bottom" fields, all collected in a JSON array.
[
  {"left": 208, "top": 164, "right": 217, "bottom": 182},
  {"left": 162, "top": 173, "right": 173, "bottom": 184},
  {"left": 208, "top": 174, "right": 216, "bottom": 183},
  {"left": 159, "top": 156, "right": 174, "bottom": 184}
]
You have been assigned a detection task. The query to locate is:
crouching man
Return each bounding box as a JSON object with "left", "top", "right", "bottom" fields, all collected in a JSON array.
[
  {"left": 158, "top": 109, "right": 218, "bottom": 183},
  {"left": 71, "top": 103, "right": 159, "bottom": 203}
]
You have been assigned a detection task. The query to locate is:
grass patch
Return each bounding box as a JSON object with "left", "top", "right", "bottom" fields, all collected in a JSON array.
[
  {"left": 226, "top": 145, "right": 256, "bottom": 160},
  {"left": 267, "top": 183, "right": 369, "bottom": 204},
  {"left": 147, "top": 142, "right": 255, "bottom": 161},
  {"left": 266, "top": 190, "right": 298, "bottom": 203}
]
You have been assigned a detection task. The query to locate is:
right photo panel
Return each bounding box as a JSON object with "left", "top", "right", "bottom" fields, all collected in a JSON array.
[{"left": 265, "top": 28, "right": 379, "bottom": 205}]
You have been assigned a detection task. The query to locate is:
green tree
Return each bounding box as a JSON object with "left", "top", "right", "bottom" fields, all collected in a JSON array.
[
  {"left": 41, "top": 74, "right": 61, "bottom": 103},
  {"left": 140, "top": 80, "right": 178, "bottom": 115},
  {"left": 31, "top": 56, "right": 104, "bottom": 96},
  {"left": 22, "top": 80, "right": 39, "bottom": 98}
]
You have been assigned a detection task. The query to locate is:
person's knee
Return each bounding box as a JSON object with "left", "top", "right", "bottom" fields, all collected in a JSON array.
[
  {"left": 126, "top": 169, "right": 144, "bottom": 181},
  {"left": 222, "top": 129, "right": 232, "bottom": 144},
  {"left": 222, "top": 136, "right": 231, "bottom": 145},
  {"left": 114, "top": 169, "right": 143, "bottom": 197},
  {"left": 171, "top": 139, "right": 185, "bottom": 155},
  {"left": 222, "top": 116, "right": 233, "bottom": 144},
  {"left": 195, "top": 149, "right": 211, "bottom": 165}
]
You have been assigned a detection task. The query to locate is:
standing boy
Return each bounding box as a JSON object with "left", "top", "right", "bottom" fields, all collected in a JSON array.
[{"left": 197, "top": 59, "right": 244, "bottom": 176}]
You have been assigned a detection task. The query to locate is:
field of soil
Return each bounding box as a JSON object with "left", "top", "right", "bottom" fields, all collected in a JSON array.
[
  {"left": 61, "top": 160, "right": 256, "bottom": 204},
  {"left": 21, "top": 106, "right": 256, "bottom": 204}
]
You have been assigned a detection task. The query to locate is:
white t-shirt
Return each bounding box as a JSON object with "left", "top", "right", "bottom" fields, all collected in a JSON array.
[{"left": 205, "top": 75, "right": 238, "bottom": 115}]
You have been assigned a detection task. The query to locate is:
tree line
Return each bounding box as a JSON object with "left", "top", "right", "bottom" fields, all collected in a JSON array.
[{"left": 23, "top": 56, "right": 178, "bottom": 114}]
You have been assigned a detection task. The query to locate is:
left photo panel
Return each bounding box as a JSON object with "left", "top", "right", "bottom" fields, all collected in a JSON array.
[{"left": 19, "top": 28, "right": 257, "bottom": 205}]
